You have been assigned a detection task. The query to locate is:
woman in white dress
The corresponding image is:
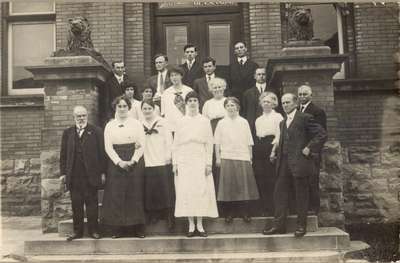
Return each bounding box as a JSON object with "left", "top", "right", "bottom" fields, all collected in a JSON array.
[
  {"left": 254, "top": 92, "right": 283, "bottom": 216},
  {"left": 102, "top": 96, "right": 146, "bottom": 238},
  {"left": 202, "top": 77, "right": 227, "bottom": 133},
  {"left": 173, "top": 91, "right": 218, "bottom": 237},
  {"left": 214, "top": 97, "right": 260, "bottom": 223},
  {"left": 141, "top": 99, "right": 175, "bottom": 230}
]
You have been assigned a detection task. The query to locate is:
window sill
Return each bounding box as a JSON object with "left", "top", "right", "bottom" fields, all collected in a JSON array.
[{"left": 0, "top": 95, "right": 44, "bottom": 108}]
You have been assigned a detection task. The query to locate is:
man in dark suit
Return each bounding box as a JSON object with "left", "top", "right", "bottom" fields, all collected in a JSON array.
[
  {"left": 263, "top": 93, "right": 327, "bottom": 237},
  {"left": 193, "top": 56, "right": 225, "bottom": 111},
  {"left": 180, "top": 44, "right": 204, "bottom": 87},
  {"left": 103, "top": 61, "right": 129, "bottom": 124},
  {"left": 298, "top": 84, "right": 327, "bottom": 214},
  {"left": 228, "top": 42, "right": 259, "bottom": 103},
  {"left": 60, "top": 106, "right": 107, "bottom": 241},
  {"left": 242, "top": 67, "right": 266, "bottom": 137},
  {"left": 146, "top": 53, "right": 173, "bottom": 105}
]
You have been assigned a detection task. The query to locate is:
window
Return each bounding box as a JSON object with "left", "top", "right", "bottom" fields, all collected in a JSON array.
[
  {"left": 5, "top": 1, "right": 55, "bottom": 95},
  {"left": 208, "top": 24, "right": 230, "bottom": 65},
  {"left": 165, "top": 25, "right": 188, "bottom": 65}
]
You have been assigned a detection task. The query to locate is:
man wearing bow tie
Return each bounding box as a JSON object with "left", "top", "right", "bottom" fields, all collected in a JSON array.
[
  {"left": 179, "top": 44, "right": 204, "bottom": 87},
  {"left": 298, "top": 84, "right": 327, "bottom": 215},
  {"left": 228, "top": 42, "right": 259, "bottom": 104},
  {"left": 263, "top": 93, "right": 326, "bottom": 237},
  {"left": 102, "top": 61, "right": 130, "bottom": 124},
  {"left": 60, "top": 106, "right": 107, "bottom": 241}
]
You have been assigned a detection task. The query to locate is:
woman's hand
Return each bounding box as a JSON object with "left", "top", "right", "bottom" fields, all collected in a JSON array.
[
  {"left": 205, "top": 165, "right": 212, "bottom": 176},
  {"left": 118, "top": 160, "right": 130, "bottom": 171},
  {"left": 173, "top": 164, "right": 178, "bottom": 176},
  {"left": 215, "top": 158, "right": 221, "bottom": 167},
  {"left": 135, "top": 142, "right": 142, "bottom": 150}
]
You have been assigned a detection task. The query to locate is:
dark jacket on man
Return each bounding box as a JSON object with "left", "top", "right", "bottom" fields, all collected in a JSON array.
[
  {"left": 228, "top": 58, "right": 259, "bottom": 102},
  {"left": 146, "top": 71, "right": 173, "bottom": 93},
  {"left": 103, "top": 73, "right": 129, "bottom": 122},
  {"left": 302, "top": 102, "right": 327, "bottom": 131},
  {"left": 242, "top": 86, "right": 263, "bottom": 136},
  {"left": 180, "top": 60, "right": 204, "bottom": 88}
]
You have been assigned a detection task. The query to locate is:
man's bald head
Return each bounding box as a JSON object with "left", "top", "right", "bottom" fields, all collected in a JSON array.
[{"left": 281, "top": 93, "right": 298, "bottom": 114}]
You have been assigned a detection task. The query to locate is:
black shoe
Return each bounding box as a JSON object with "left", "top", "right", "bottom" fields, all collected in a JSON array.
[
  {"left": 66, "top": 233, "right": 82, "bottom": 241},
  {"left": 111, "top": 232, "right": 121, "bottom": 239},
  {"left": 186, "top": 231, "right": 196, "bottom": 237},
  {"left": 294, "top": 227, "right": 306, "bottom": 237},
  {"left": 262, "top": 227, "right": 286, "bottom": 235},
  {"left": 135, "top": 231, "right": 146, "bottom": 238},
  {"left": 198, "top": 231, "right": 208, "bottom": 237},
  {"left": 90, "top": 232, "right": 101, "bottom": 239},
  {"left": 225, "top": 216, "right": 233, "bottom": 224},
  {"left": 242, "top": 215, "right": 251, "bottom": 223}
]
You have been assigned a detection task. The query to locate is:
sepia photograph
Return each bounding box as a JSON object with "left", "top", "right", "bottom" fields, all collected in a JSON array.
[{"left": 0, "top": 0, "right": 399, "bottom": 262}]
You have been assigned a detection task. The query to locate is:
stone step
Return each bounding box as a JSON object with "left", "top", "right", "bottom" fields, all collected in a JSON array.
[
  {"left": 24, "top": 251, "right": 344, "bottom": 263},
  {"left": 25, "top": 227, "right": 349, "bottom": 256},
  {"left": 58, "top": 215, "right": 318, "bottom": 237}
]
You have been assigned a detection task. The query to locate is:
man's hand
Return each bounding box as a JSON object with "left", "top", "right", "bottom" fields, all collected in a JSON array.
[
  {"left": 101, "top": 173, "right": 106, "bottom": 184},
  {"left": 60, "top": 175, "right": 66, "bottom": 184},
  {"left": 205, "top": 165, "right": 212, "bottom": 176},
  {"left": 173, "top": 164, "right": 178, "bottom": 176},
  {"left": 59, "top": 175, "right": 67, "bottom": 192},
  {"left": 302, "top": 147, "right": 310, "bottom": 157},
  {"left": 269, "top": 151, "right": 277, "bottom": 163}
]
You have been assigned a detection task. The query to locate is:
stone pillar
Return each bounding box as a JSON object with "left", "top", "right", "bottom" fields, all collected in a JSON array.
[
  {"left": 266, "top": 46, "right": 347, "bottom": 228},
  {"left": 26, "top": 56, "right": 109, "bottom": 232}
]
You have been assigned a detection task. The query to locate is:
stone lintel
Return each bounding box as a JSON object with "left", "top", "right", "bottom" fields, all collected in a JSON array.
[{"left": 25, "top": 56, "right": 110, "bottom": 83}]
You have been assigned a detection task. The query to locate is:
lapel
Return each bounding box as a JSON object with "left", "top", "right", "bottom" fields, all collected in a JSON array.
[
  {"left": 288, "top": 111, "right": 301, "bottom": 132},
  {"left": 201, "top": 77, "right": 208, "bottom": 89},
  {"left": 80, "top": 124, "right": 93, "bottom": 147}
]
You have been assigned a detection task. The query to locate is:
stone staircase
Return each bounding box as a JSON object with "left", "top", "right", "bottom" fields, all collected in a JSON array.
[{"left": 23, "top": 216, "right": 369, "bottom": 263}]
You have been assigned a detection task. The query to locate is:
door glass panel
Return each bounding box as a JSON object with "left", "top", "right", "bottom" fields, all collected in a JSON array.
[
  {"left": 165, "top": 25, "right": 188, "bottom": 66},
  {"left": 11, "top": 1, "right": 54, "bottom": 14},
  {"left": 209, "top": 24, "right": 230, "bottom": 65}
]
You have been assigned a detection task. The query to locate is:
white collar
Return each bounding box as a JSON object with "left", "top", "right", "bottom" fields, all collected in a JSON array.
[
  {"left": 206, "top": 73, "right": 215, "bottom": 79},
  {"left": 238, "top": 56, "right": 248, "bottom": 63},
  {"left": 286, "top": 109, "right": 297, "bottom": 119},
  {"left": 300, "top": 101, "right": 311, "bottom": 110},
  {"left": 76, "top": 123, "right": 87, "bottom": 130},
  {"left": 158, "top": 70, "right": 167, "bottom": 76},
  {"left": 187, "top": 59, "right": 195, "bottom": 66},
  {"left": 256, "top": 82, "right": 266, "bottom": 89},
  {"left": 114, "top": 74, "right": 123, "bottom": 80}
]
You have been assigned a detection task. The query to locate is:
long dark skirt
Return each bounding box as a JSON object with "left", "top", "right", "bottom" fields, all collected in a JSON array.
[
  {"left": 144, "top": 165, "right": 174, "bottom": 211},
  {"left": 252, "top": 135, "right": 276, "bottom": 216},
  {"left": 102, "top": 143, "right": 145, "bottom": 226}
]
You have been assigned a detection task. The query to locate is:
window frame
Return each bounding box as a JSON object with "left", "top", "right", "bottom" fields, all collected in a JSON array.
[{"left": 2, "top": 1, "right": 56, "bottom": 96}]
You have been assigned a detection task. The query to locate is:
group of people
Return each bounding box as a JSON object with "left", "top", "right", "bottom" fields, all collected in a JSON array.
[{"left": 60, "top": 41, "right": 327, "bottom": 241}]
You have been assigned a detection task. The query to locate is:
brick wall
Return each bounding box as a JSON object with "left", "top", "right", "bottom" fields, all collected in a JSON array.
[
  {"left": 55, "top": 2, "right": 124, "bottom": 66},
  {"left": 353, "top": 3, "right": 399, "bottom": 78},
  {"left": 248, "top": 3, "right": 282, "bottom": 67}
]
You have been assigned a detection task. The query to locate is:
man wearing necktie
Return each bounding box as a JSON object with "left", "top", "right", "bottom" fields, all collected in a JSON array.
[
  {"left": 179, "top": 44, "right": 204, "bottom": 87},
  {"left": 60, "top": 106, "right": 107, "bottom": 241},
  {"left": 298, "top": 84, "right": 327, "bottom": 215},
  {"left": 145, "top": 54, "right": 173, "bottom": 107},
  {"left": 263, "top": 93, "right": 326, "bottom": 237},
  {"left": 228, "top": 42, "right": 259, "bottom": 103},
  {"left": 193, "top": 57, "right": 226, "bottom": 111},
  {"left": 102, "top": 61, "right": 130, "bottom": 125}
]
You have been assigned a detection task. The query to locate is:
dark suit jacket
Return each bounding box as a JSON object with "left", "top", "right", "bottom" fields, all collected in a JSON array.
[
  {"left": 60, "top": 124, "right": 107, "bottom": 190},
  {"left": 228, "top": 58, "right": 259, "bottom": 101},
  {"left": 180, "top": 60, "right": 204, "bottom": 88},
  {"left": 242, "top": 86, "right": 263, "bottom": 136},
  {"left": 276, "top": 111, "right": 327, "bottom": 178},
  {"left": 145, "top": 71, "right": 173, "bottom": 93},
  {"left": 193, "top": 75, "right": 227, "bottom": 111},
  {"left": 103, "top": 73, "right": 129, "bottom": 121},
  {"left": 303, "top": 102, "right": 327, "bottom": 131}
]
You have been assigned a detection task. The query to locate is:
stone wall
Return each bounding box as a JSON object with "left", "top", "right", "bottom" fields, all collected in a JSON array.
[{"left": 1, "top": 158, "right": 41, "bottom": 216}]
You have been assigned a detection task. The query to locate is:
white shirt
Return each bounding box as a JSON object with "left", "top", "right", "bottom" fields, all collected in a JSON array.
[
  {"left": 161, "top": 85, "right": 193, "bottom": 132},
  {"left": 206, "top": 73, "right": 216, "bottom": 83},
  {"left": 76, "top": 123, "right": 87, "bottom": 137},
  {"left": 202, "top": 97, "right": 227, "bottom": 120},
  {"left": 114, "top": 74, "right": 124, "bottom": 84},
  {"left": 186, "top": 59, "right": 195, "bottom": 69},
  {"left": 128, "top": 99, "right": 141, "bottom": 120},
  {"left": 286, "top": 109, "right": 297, "bottom": 128},
  {"left": 157, "top": 70, "right": 168, "bottom": 94},
  {"left": 104, "top": 118, "right": 145, "bottom": 165},
  {"left": 255, "top": 110, "right": 283, "bottom": 145},
  {"left": 256, "top": 82, "right": 266, "bottom": 94},
  {"left": 142, "top": 117, "right": 173, "bottom": 167},
  {"left": 300, "top": 101, "right": 311, "bottom": 112},
  {"left": 214, "top": 116, "right": 254, "bottom": 161},
  {"left": 238, "top": 56, "right": 248, "bottom": 65}
]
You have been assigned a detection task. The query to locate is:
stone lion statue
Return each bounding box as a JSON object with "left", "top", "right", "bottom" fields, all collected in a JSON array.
[
  {"left": 67, "top": 16, "right": 94, "bottom": 51},
  {"left": 53, "top": 16, "right": 110, "bottom": 70},
  {"left": 288, "top": 8, "right": 314, "bottom": 41}
]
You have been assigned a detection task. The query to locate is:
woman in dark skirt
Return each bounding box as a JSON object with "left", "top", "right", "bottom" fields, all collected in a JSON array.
[
  {"left": 254, "top": 92, "right": 283, "bottom": 216},
  {"left": 103, "top": 96, "right": 146, "bottom": 238},
  {"left": 141, "top": 99, "right": 175, "bottom": 230}
]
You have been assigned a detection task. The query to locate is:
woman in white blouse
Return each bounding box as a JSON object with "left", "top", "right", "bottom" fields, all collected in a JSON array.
[
  {"left": 254, "top": 91, "right": 283, "bottom": 216},
  {"left": 214, "top": 97, "right": 259, "bottom": 223},
  {"left": 141, "top": 99, "right": 175, "bottom": 230},
  {"left": 102, "top": 96, "right": 146, "bottom": 238},
  {"left": 173, "top": 91, "right": 218, "bottom": 237},
  {"left": 202, "top": 77, "right": 227, "bottom": 133}
]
